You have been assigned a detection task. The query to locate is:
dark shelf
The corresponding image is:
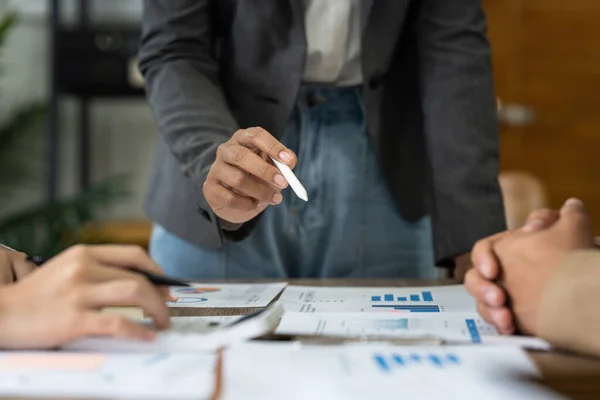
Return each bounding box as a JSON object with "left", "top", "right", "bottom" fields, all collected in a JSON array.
[{"left": 48, "top": 0, "right": 144, "bottom": 198}]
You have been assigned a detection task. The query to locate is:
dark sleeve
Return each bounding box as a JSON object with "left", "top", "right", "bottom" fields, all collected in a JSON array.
[
  {"left": 140, "top": 0, "right": 257, "bottom": 241},
  {"left": 415, "top": 0, "right": 506, "bottom": 266}
]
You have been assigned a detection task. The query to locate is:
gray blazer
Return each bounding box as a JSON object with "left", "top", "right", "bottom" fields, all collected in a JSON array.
[{"left": 139, "top": 0, "right": 506, "bottom": 267}]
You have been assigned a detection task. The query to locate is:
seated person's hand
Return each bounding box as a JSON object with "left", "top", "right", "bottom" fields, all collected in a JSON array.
[
  {"left": 465, "top": 207, "right": 561, "bottom": 334},
  {"left": 203, "top": 127, "right": 297, "bottom": 225},
  {"left": 0, "top": 245, "right": 174, "bottom": 349},
  {"left": 0, "top": 247, "right": 35, "bottom": 285},
  {"left": 492, "top": 198, "right": 596, "bottom": 336}
]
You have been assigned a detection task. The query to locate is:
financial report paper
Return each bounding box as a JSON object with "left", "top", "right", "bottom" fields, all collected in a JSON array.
[
  {"left": 276, "top": 312, "right": 497, "bottom": 343},
  {"left": 168, "top": 282, "right": 287, "bottom": 308},
  {"left": 222, "top": 343, "right": 564, "bottom": 400},
  {"left": 279, "top": 284, "right": 476, "bottom": 314}
]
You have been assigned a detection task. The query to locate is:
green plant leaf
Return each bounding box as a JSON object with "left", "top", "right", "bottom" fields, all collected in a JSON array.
[{"left": 0, "top": 12, "right": 18, "bottom": 48}]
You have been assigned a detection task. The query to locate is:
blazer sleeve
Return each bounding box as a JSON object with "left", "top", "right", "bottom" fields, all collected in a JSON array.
[
  {"left": 538, "top": 250, "right": 600, "bottom": 357},
  {"left": 415, "top": 0, "right": 506, "bottom": 266},
  {"left": 140, "top": 0, "right": 257, "bottom": 242}
]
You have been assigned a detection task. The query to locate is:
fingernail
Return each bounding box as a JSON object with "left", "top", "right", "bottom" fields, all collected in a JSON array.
[
  {"left": 485, "top": 290, "right": 498, "bottom": 305},
  {"left": 480, "top": 260, "right": 493, "bottom": 278},
  {"left": 168, "top": 295, "right": 178, "bottom": 302},
  {"left": 522, "top": 218, "right": 544, "bottom": 232},
  {"left": 279, "top": 151, "right": 292, "bottom": 162},
  {"left": 272, "top": 193, "right": 283, "bottom": 204},
  {"left": 274, "top": 174, "right": 287, "bottom": 188},
  {"left": 564, "top": 198, "right": 583, "bottom": 207}
]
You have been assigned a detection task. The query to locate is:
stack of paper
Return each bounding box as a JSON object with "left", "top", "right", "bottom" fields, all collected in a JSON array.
[{"left": 276, "top": 285, "right": 550, "bottom": 349}]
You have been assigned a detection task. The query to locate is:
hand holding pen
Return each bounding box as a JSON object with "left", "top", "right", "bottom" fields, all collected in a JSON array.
[{"left": 0, "top": 245, "right": 177, "bottom": 349}]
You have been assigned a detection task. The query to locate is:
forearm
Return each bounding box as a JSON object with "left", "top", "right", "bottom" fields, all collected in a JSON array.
[
  {"left": 143, "top": 60, "right": 239, "bottom": 187},
  {"left": 538, "top": 250, "right": 600, "bottom": 357},
  {"left": 416, "top": 0, "right": 506, "bottom": 265}
]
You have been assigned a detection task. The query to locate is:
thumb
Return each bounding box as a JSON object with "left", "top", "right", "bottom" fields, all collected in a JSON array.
[
  {"left": 560, "top": 198, "right": 589, "bottom": 219},
  {"left": 557, "top": 197, "right": 593, "bottom": 235}
]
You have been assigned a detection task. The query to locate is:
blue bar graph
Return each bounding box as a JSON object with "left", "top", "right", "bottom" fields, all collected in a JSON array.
[
  {"left": 371, "top": 292, "right": 435, "bottom": 303},
  {"left": 373, "top": 353, "right": 462, "bottom": 372}
]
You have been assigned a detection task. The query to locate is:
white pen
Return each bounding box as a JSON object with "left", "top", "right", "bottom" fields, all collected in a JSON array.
[{"left": 270, "top": 157, "right": 308, "bottom": 202}]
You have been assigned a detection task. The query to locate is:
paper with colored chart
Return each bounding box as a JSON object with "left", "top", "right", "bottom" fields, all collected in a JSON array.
[
  {"left": 222, "top": 343, "right": 564, "bottom": 400},
  {"left": 168, "top": 282, "right": 287, "bottom": 308},
  {"left": 276, "top": 312, "right": 497, "bottom": 343},
  {"left": 279, "top": 284, "right": 476, "bottom": 313},
  {"left": 0, "top": 352, "right": 216, "bottom": 399}
]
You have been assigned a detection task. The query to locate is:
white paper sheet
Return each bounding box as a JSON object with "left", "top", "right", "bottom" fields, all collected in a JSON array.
[
  {"left": 222, "top": 342, "right": 565, "bottom": 400},
  {"left": 0, "top": 352, "right": 216, "bottom": 399},
  {"left": 279, "top": 284, "right": 476, "bottom": 313},
  {"left": 276, "top": 312, "right": 497, "bottom": 342},
  {"left": 168, "top": 282, "right": 287, "bottom": 308},
  {"left": 64, "top": 303, "right": 283, "bottom": 353},
  {"left": 169, "top": 315, "right": 242, "bottom": 333}
]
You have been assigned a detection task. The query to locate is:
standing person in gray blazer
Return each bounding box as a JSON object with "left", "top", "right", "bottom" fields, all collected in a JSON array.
[{"left": 139, "top": 0, "right": 505, "bottom": 280}]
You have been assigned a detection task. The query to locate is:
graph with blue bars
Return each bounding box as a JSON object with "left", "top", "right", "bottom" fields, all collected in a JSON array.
[
  {"left": 370, "top": 290, "right": 440, "bottom": 312},
  {"left": 373, "top": 352, "right": 461, "bottom": 372}
]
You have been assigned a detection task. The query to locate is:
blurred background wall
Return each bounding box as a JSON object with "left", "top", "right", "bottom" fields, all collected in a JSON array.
[{"left": 0, "top": 0, "right": 153, "bottom": 220}]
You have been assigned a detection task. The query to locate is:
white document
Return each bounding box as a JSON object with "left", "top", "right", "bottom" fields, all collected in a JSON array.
[
  {"left": 0, "top": 352, "right": 216, "bottom": 399},
  {"left": 276, "top": 312, "right": 497, "bottom": 342},
  {"left": 64, "top": 303, "right": 283, "bottom": 353},
  {"left": 279, "top": 284, "right": 476, "bottom": 313},
  {"left": 168, "top": 282, "right": 287, "bottom": 308},
  {"left": 276, "top": 312, "right": 551, "bottom": 349},
  {"left": 222, "top": 342, "right": 565, "bottom": 400}
]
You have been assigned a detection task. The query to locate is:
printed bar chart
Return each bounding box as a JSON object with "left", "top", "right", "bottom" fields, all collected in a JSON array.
[
  {"left": 373, "top": 352, "right": 462, "bottom": 372},
  {"left": 369, "top": 290, "right": 441, "bottom": 312}
]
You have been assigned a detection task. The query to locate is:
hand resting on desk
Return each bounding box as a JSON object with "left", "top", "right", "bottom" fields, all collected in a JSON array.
[
  {"left": 0, "top": 245, "right": 173, "bottom": 349},
  {"left": 466, "top": 199, "right": 596, "bottom": 335}
]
